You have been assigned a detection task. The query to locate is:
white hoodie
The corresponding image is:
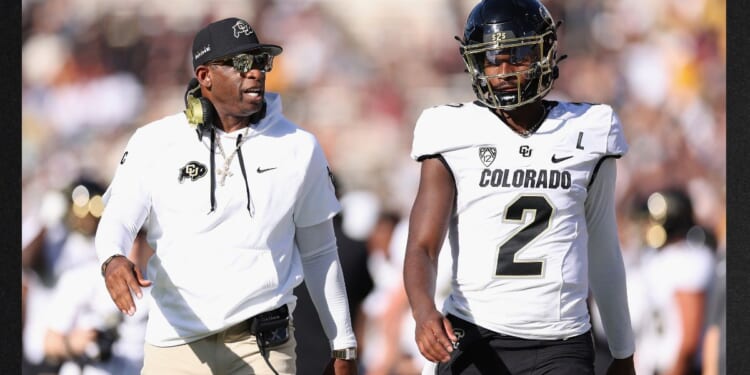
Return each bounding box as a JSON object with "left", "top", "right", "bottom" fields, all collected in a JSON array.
[{"left": 96, "top": 93, "right": 355, "bottom": 349}]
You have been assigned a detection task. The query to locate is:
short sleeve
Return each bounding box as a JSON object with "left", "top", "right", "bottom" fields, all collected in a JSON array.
[
  {"left": 411, "top": 104, "right": 477, "bottom": 160},
  {"left": 670, "top": 247, "right": 715, "bottom": 291},
  {"left": 411, "top": 109, "right": 434, "bottom": 160},
  {"left": 411, "top": 107, "right": 451, "bottom": 161},
  {"left": 607, "top": 109, "right": 628, "bottom": 157}
]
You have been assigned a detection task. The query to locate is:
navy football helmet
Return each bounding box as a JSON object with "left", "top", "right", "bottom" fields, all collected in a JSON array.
[{"left": 459, "top": 0, "right": 560, "bottom": 110}]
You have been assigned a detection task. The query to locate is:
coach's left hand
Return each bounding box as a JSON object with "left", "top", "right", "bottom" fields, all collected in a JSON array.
[
  {"left": 103, "top": 255, "right": 152, "bottom": 316},
  {"left": 606, "top": 355, "right": 635, "bottom": 375},
  {"left": 322, "top": 358, "right": 357, "bottom": 375}
]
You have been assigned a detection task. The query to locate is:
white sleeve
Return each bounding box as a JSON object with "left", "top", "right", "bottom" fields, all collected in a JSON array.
[
  {"left": 45, "top": 270, "right": 86, "bottom": 333},
  {"left": 606, "top": 109, "right": 628, "bottom": 156},
  {"left": 411, "top": 108, "right": 435, "bottom": 160},
  {"left": 585, "top": 158, "right": 635, "bottom": 359},
  {"left": 95, "top": 129, "right": 152, "bottom": 263},
  {"left": 671, "top": 249, "right": 715, "bottom": 291},
  {"left": 410, "top": 107, "right": 450, "bottom": 161},
  {"left": 293, "top": 139, "right": 341, "bottom": 227},
  {"left": 296, "top": 219, "right": 357, "bottom": 350}
]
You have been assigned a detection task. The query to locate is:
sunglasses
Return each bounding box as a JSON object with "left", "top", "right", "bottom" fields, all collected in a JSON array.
[{"left": 209, "top": 52, "right": 274, "bottom": 73}]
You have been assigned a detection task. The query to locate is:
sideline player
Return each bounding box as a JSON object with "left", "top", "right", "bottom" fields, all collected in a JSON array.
[{"left": 403, "top": 0, "right": 636, "bottom": 374}]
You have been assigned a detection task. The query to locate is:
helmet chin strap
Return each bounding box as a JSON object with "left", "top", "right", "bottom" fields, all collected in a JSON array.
[{"left": 552, "top": 54, "right": 568, "bottom": 79}]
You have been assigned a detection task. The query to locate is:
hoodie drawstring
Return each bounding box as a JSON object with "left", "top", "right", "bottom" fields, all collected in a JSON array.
[
  {"left": 208, "top": 126, "right": 217, "bottom": 213},
  {"left": 236, "top": 134, "right": 255, "bottom": 217}
]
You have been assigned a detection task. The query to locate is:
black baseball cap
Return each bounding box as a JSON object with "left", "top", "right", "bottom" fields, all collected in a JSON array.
[{"left": 191, "top": 18, "right": 282, "bottom": 70}]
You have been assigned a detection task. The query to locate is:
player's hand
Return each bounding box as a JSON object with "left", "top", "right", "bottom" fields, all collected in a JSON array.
[
  {"left": 606, "top": 355, "right": 635, "bottom": 375},
  {"left": 322, "top": 358, "right": 357, "bottom": 375},
  {"left": 413, "top": 309, "right": 456, "bottom": 363},
  {"left": 103, "top": 256, "right": 151, "bottom": 316},
  {"left": 66, "top": 328, "right": 97, "bottom": 356}
]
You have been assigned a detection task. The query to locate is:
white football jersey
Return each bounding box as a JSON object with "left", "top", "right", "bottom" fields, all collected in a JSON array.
[
  {"left": 411, "top": 100, "right": 628, "bottom": 340},
  {"left": 636, "top": 242, "right": 715, "bottom": 374}
]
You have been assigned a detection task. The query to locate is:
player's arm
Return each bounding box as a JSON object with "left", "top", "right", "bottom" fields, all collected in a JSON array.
[
  {"left": 42, "top": 270, "right": 97, "bottom": 361},
  {"left": 96, "top": 201, "right": 151, "bottom": 316},
  {"left": 95, "top": 130, "right": 153, "bottom": 316},
  {"left": 667, "top": 290, "right": 706, "bottom": 375},
  {"left": 584, "top": 157, "right": 635, "bottom": 374},
  {"left": 296, "top": 219, "right": 358, "bottom": 374},
  {"left": 403, "top": 156, "right": 456, "bottom": 363}
]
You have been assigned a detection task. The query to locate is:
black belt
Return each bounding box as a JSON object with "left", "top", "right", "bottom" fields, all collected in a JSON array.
[
  {"left": 247, "top": 305, "right": 288, "bottom": 328},
  {"left": 246, "top": 305, "right": 291, "bottom": 375}
]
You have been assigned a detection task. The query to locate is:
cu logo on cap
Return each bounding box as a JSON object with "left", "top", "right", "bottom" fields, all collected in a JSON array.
[{"left": 232, "top": 21, "right": 254, "bottom": 38}]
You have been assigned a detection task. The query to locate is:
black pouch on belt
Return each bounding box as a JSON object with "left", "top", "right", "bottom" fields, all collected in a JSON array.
[{"left": 249, "top": 305, "right": 290, "bottom": 348}]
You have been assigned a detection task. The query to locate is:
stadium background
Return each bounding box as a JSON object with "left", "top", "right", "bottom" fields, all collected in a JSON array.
[{"left": 21, "top": 0, "right": 726, "bottom": 373}]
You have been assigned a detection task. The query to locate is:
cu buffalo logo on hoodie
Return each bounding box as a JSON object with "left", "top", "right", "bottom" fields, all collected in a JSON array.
[{"left": 179, "top": 161, "right": 207, "bottom": 183}]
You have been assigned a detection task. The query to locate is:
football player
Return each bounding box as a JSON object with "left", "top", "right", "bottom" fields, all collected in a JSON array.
[
  {"left": 637, "top": 190, "right": 715, "bottom": 375},
  {"left": 403, "top": 0, "right": 636, "bottom": 374}
]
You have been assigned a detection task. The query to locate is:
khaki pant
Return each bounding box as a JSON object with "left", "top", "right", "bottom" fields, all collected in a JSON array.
[{"left": 142, "top": 322, "right": 296, "bottom": 375}]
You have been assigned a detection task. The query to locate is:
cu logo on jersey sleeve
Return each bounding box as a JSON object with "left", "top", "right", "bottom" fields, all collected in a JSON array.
[
  {"left": 178, "top": 161, "right": 208, "bottom": 183},
  {"left": 479, "top": 146, "right": 497, "bottom": 167}
]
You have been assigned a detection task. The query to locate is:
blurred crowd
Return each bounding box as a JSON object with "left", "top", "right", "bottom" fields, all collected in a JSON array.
[{"left": 21, "top": 0, "right": 725, "bottom": 374}]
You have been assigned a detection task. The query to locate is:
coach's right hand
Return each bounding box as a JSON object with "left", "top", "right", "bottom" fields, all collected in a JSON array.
[
  {"left": 414, "top": 308, "right": 456, "bottom": 363},
  {"left": 103, "top": 256, "right": 151, "bottom": 316}
]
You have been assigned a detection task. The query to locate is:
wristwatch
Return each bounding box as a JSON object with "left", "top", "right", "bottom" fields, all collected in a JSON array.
[
  {"left": 331, "top": 347, "right": 357, "bottom": 360},
  {"left": 101, "top": 254, "right": 126, "bottom": 276}
]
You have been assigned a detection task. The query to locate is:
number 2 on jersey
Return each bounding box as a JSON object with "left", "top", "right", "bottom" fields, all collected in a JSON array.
[{"left": 495, "top": 195, "right": 554, "bottom": 277}]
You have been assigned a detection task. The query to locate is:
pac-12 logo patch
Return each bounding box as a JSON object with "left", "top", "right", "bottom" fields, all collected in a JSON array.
[
  {"left": 479, "top": 146, "right": 497, "bottom": 167},
  {"left": 178, "top": 161, "right": 207, "bottom": 183}
]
